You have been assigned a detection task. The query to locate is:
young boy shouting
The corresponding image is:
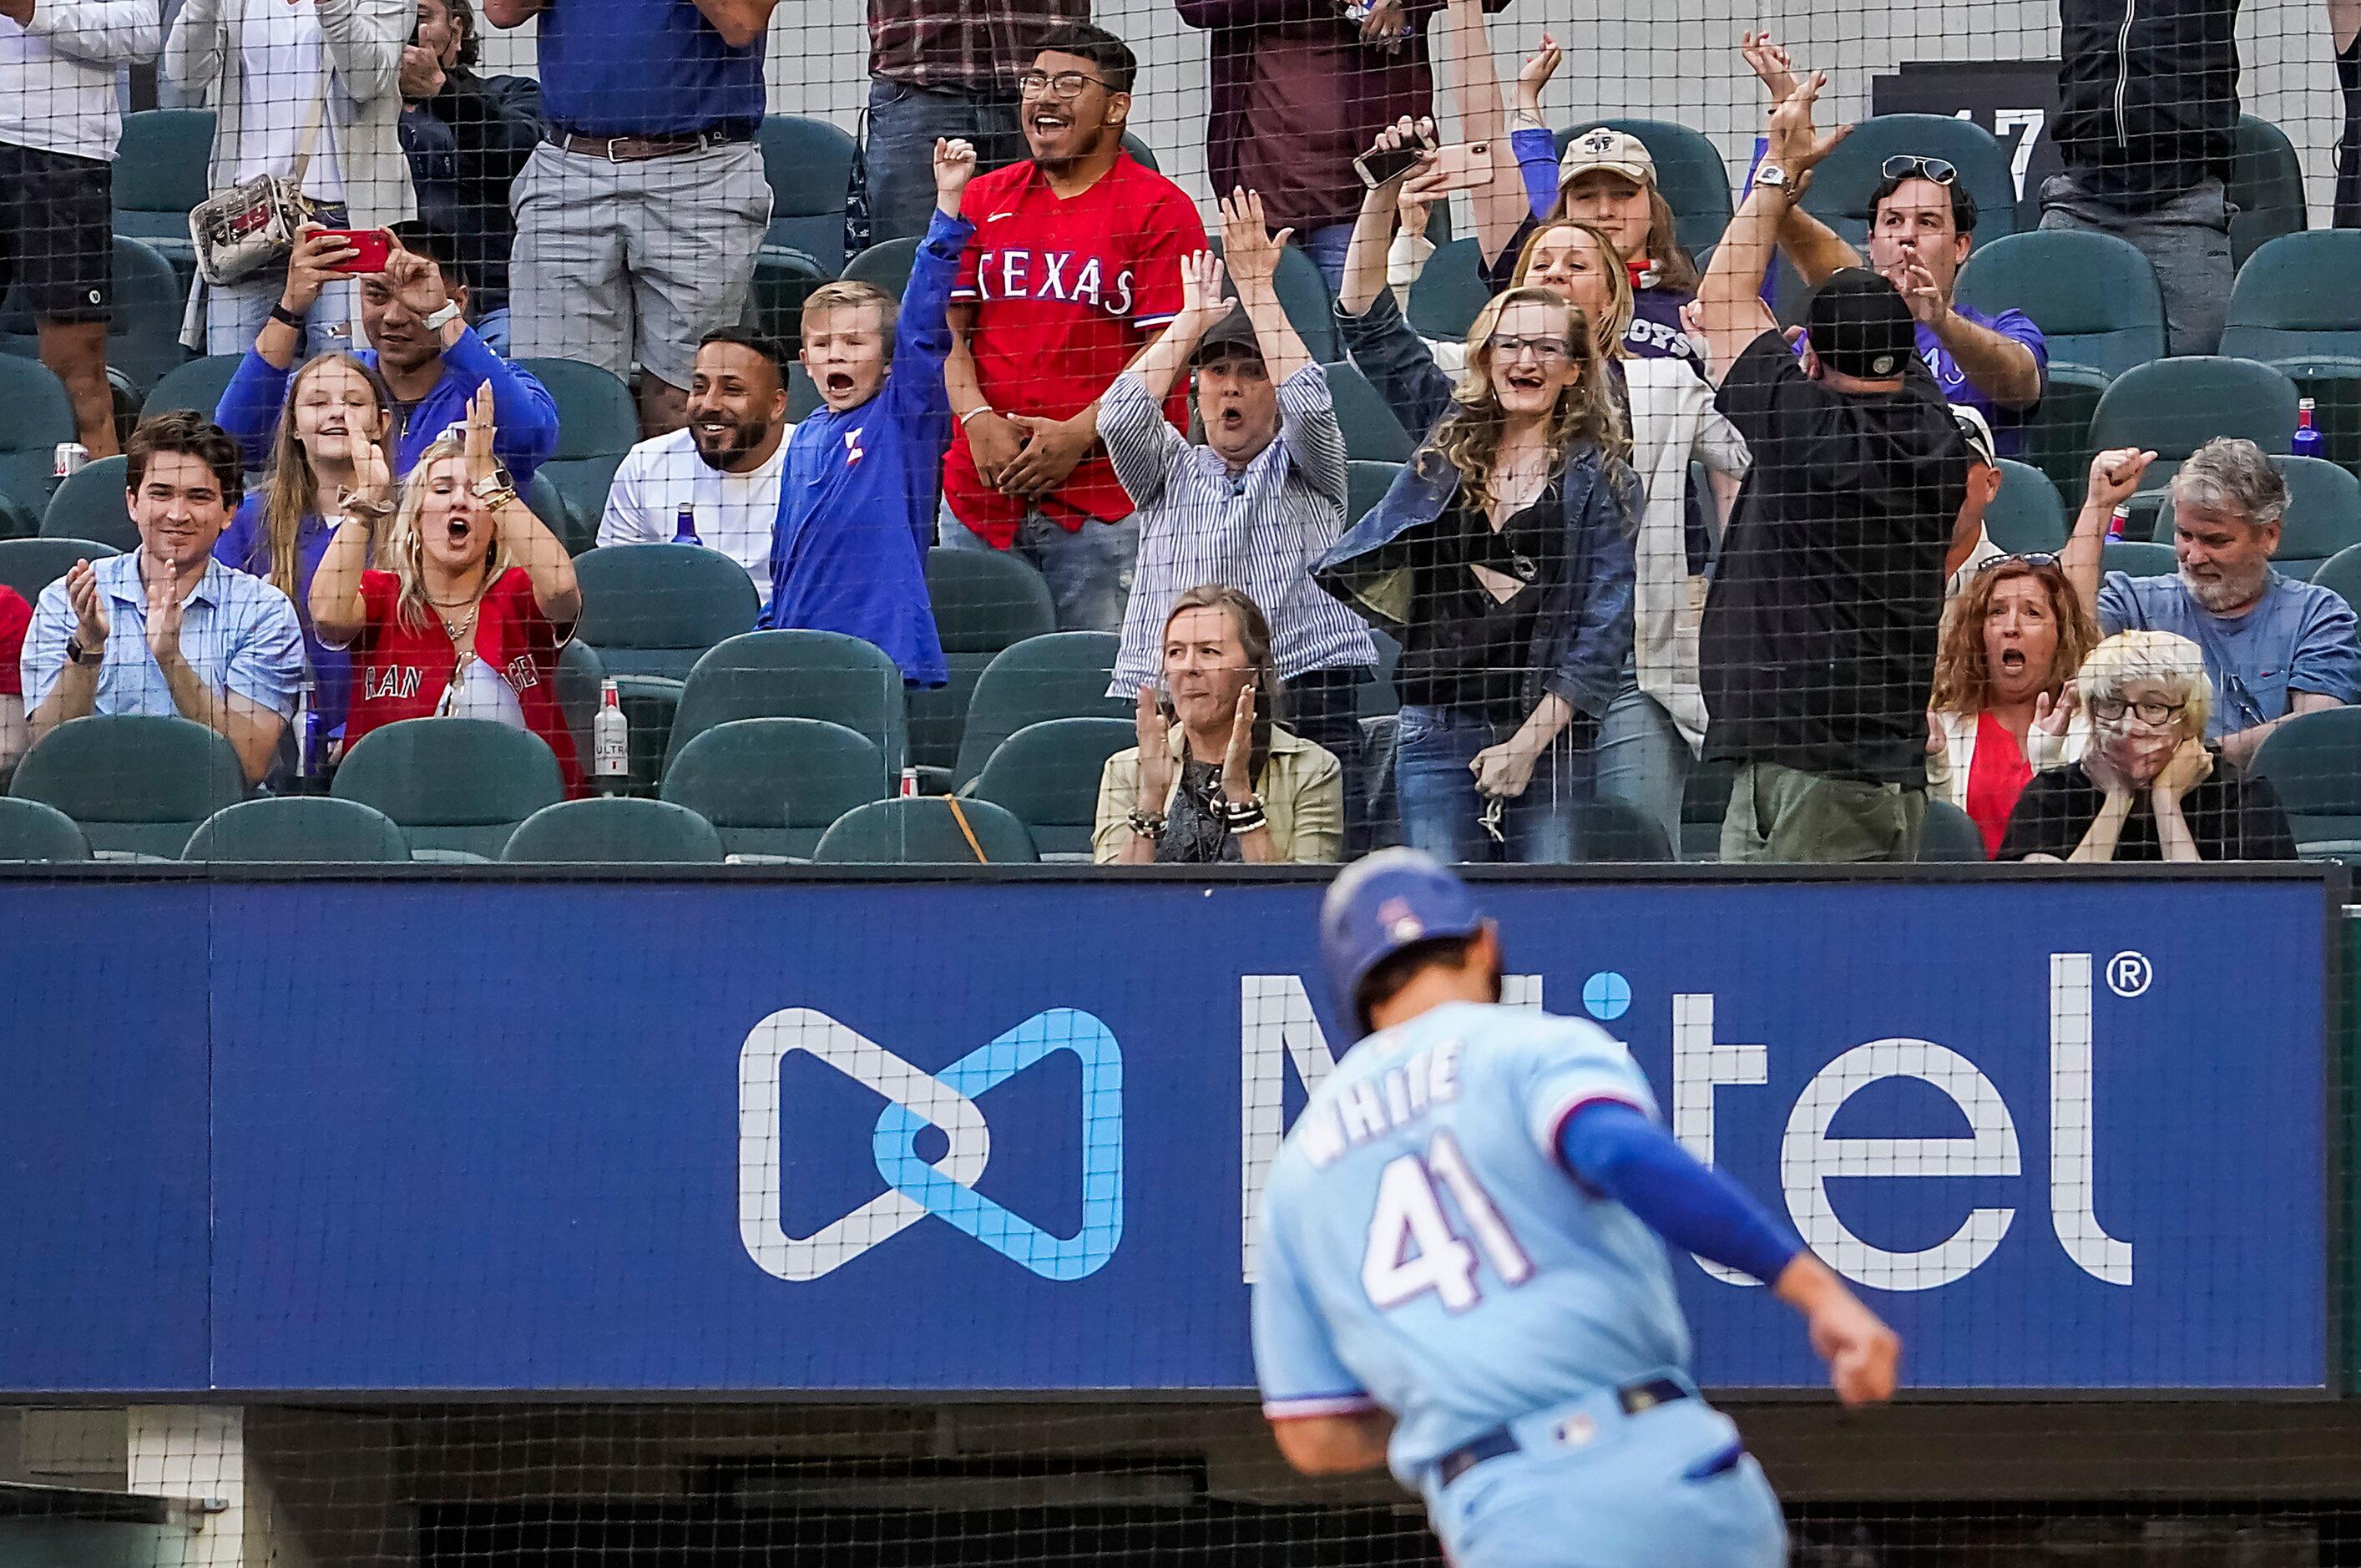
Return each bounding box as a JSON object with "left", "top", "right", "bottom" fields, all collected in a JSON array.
[{"left": 755, "top": 139, "right": 978, "bottom": 688}]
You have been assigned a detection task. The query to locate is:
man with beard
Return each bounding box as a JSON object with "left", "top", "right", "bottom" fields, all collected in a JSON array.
[
  {"left": 599, "top": 329, "right": 795, "bottom": 605},
  {"left": 2061, "top": 437, "right": 2359, "bottom": 768},
  {"left": 941, "top": 23, "right": 1207, "bottom": 632}
]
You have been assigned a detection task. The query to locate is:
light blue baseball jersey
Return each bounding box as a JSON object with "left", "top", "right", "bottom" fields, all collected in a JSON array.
[{"left": 1253, "top": 999, "right": 1690, "bottom": 1484}]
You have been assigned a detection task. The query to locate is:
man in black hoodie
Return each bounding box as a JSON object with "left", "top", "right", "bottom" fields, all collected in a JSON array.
[{"left": 2040, "top": 0, "right": 2239, "bottom": 354}]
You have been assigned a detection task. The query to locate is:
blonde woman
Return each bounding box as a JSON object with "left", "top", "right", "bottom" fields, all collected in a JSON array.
[
  {"left": 311, "top": 384, "right": 583, "bottom": 788},
  {"left": 1314, "top": 284, "right": 1638, "bottom": 862},
  {"left": 1998, "top": 630, "right": 2296, "bottom": 862}
]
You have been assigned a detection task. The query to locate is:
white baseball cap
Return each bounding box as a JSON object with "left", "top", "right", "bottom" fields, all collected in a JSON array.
[{"left": 1558, "top": 127, "right": 1657, "bottom": 189}]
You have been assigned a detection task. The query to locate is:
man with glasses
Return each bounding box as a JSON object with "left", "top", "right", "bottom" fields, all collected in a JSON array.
[
  {"left": 941, "top": 23, "right": 1207, "bottom": 631},
  {"left": 2060, "top": 437, "right": 2358, "bottom": 768}
]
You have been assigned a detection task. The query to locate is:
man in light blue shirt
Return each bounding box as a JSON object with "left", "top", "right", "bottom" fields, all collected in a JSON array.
[
  {"left": 2068, "top": 438, "right": 2360, "bottom": 767},
  {"left": 24, "top": 412, "right": 303, "bottom": 785}
]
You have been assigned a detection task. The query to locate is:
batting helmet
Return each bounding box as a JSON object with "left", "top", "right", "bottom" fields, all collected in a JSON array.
[{"left": 1320, "top": 848, "right": 1489, "bottom": 1039}]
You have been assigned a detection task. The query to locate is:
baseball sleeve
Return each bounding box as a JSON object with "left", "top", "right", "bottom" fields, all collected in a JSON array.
[
  {"left": 1129, "top": 188, "right": 1209, "bottom": 333},
  {"left": 1252, "top": 1202, "right": 1374, "bottom": 1420},
  {"left": 1518, "top": 1017, "right": 1662, "bottom": 1162}
]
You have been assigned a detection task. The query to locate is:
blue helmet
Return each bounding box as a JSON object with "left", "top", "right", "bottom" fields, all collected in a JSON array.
[{"left": 1320, "top": 848, "right": 1489, "bottom": 1039}]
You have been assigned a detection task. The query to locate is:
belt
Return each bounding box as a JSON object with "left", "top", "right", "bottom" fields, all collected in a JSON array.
[
  {"left": 1433, "top": 1377, "right": 1691, "bottom": 1488},
  {"left": 553, "top": 128, "right": 750, "bottom": 163}
]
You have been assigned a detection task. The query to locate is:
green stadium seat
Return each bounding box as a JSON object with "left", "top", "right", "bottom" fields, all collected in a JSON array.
[
  {"left": 2147, "top": 454, "right": 2361, "bottom": 579},
  {"left": 1793, "top": 114, "right": 2016, "bottom": 251},
  {"left": 2086, "top": 357, "right": 2298, "bottom": 495},
  {"left": 661, "top": 716, "right": 882, "bottom": 859},
  {"left": 843, "top": 236, "right": 918, "bottom": 301},
  {"left": 2227, "top": 114, "right": 2308, "bottom": 269},
  {"left": 0, "top": 357, "right": 74, "bottom": 528},
  {"left": 142, "top": 354, "right": 245, "bottom": 422},
  {"left": 746, "top": 245, "right": 831, "bottom": 354},
  {"left": 813, "top": 795, "right": 1039, "bottom": 863},
  {"left": 330, "top": 717, "right": 565, "bottom": 858},
  {"left": 1984, "top": 460, "right": 2068, "bottom": 554},
  {"left": 1357, "top": 627, "right": 1401, "bottom": 720},
  {"left": 0, "top": 491, "right": 35, "bottom": 543},
  {"left": 1347, "top": 460, "right": 1401, "bottom": 528},
  {"left": 41, "top": 456, "right": 137, "bottom": 550},
  {"left": 2219, "top": 233, "right": 2361, "bottom": 472},
  {"left": 913, "top": 546, "right": 1059, "bottom": 778},
  {"left": 538, "top": 451, "right": 624, "bottom": 553},
  {"left": 524, "top": 468, "right": 597, "bottom": 559},
  {"left": 1954, "top": 230, "right": 2165, "bottom": 381},
  {"left": 554, "top": 639, "right": 604, "bottom": 766},
  {"left": 2250, "top": 706, "right": 2361, "bottom": 859},
  {"left": 0, "top": 536, "right": 114, "bottom": 602},
  {"left": 1407, "top": 237, "right": 1492, "bottom": 344},
  {"left": 1120, "top": 131, "right": 1160, "bottom": 171},
  {"left": 2019, "top": 365, "right": 2113, "bottom": 503},
  {"left": 501, "top": 797, "right": 725, "bottom": 863},
  {"left": 1559, "top": 119, "right": 1735, "bottom": 257},
  {"left": 516, "top": 358, "right": 640, "bottom": 459},
  {"left": 181, "top": 797, "right": 411, "bottom": 862},
  {"left": 757, "top": 115, "right": 857, "bottom": 276},
  {"left": 2313, "top": 543, "right": 2361, "bottom": 609},
  {"left": 0, "top": 797, "right": 91, "bottom": 862},
  {"left": 10, "top": 714, "right": 246, "bottom": 857},
  {"left": 2101, "top": 539, "right": 2177, "bottom": 578},
  {"left": 665, "top": 629, "right": 907, "bottom": 781},
  {"left": 1565, "top": 797, "right": 1676, "bottom": 862},
  {"left": 109, "top": 108, "right": 212, "bottom": 295},
  {"left": 1322, "top": 361, "right": 1415, "bottom": 463},
  {"left": 963, "top": 716, "right": 1134, "bottom": 858},
  {"left": 953, "top": 630, "right": 1125, "bottom": 787},
  {"left": 574, "top": 544, "right": 761, "bottom": 681},
  {"left": 0, "top": 236, "right": 185, "bottom": 393},
  {"left": 1917, "top": 798, "right": 1988, "bottom": 862}
]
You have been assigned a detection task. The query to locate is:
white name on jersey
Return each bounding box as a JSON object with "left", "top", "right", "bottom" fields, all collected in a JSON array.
[{"left": 1295, "top": 1037, "right": 1464, "bottom": 1171}]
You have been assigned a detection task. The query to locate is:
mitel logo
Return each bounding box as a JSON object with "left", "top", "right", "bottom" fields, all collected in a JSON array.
[{"left": 737, "top": 1007, "right": 1123, "bottom": 1282}]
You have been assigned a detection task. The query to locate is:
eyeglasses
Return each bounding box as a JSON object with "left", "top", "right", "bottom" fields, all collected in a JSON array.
[
  {"left": 1488, "top": 334, "right": 1575, "bottom": 364},
  {"left": 2087, "top": 695, "right": 2188, "bottom": 725},
  {"left": 1882, "top": 155, "right": 1959, "bottom": 185},
  {"left": 1974, "top": 551, "right": 2062, "bottom": 574},
  {"left": 1019, "top": 68, "right": 1110, "bottom": 99}
]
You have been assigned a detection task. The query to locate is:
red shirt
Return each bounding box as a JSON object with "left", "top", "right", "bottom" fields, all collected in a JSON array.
[
  {"left": 343, "top": 568, "right": 583, "bottom": 792},
  {"left": 0, "top": 586, "right": 28, "bottom": 698},
  {"left": 948, "top": 153, "right": 1206, "bottom": 546},
  {"left": 1964, "top": 709, "right": 2035, "bottom": 857}
]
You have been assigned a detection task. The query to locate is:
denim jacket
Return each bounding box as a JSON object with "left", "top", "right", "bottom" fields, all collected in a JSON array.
[{"left": 1312, "top": 290, "right": 1640, "bottom": 721}]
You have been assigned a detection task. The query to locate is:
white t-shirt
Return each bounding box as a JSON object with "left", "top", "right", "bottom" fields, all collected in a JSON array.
[
  {"left": 1, "top": 3, "right": 162, "bottom": 160},
  {"left": 233, "top": 0, "right": 344, "bottom": 205},
  {"left": 598, "top": 427, "right": 791, "bottom": 606}
]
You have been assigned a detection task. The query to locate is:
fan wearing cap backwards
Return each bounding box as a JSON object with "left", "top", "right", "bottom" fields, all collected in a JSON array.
[
  {"left": 1251, "top": 847, "right": 1898, "bottom": 1568},
  {"left": 1684, "top": 73, "right": 1973, "bottom": 864}
]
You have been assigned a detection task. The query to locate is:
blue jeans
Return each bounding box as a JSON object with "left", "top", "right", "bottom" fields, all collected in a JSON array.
[
  {"left": 1395, "top": 704, "right": 1596, "bottom": 864},
  {"left": 1594, "top": 675, "right": 1691, "bottom": 860},
  {"left": 862, "top": 78, "right": 1026, "bottom": 247},
  {"left": 940, "top": 503, "right": 1141, "bottom": 633},
  {"left": 1298, "top": 222, "right": 1357, "bottom": 291}
]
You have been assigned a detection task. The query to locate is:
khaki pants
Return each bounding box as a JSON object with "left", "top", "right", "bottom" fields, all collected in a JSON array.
[{"left": 1720, "top": 761, "right": 1926, "bottom": 864}]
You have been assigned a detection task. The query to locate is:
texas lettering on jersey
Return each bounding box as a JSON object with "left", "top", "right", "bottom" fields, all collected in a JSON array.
[{"left": 966, "top": 244, "right": 1137, "bottom": 319}]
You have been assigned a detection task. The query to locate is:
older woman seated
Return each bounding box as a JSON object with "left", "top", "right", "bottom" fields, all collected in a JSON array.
[
  {"left": 1997, "top": 630, "right": 2297, "bottom": 862},
  {"left": 1094, "top": 585, "right": 1344, "bottom": 865}
]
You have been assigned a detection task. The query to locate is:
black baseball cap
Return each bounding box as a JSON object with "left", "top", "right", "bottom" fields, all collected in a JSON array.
[
  {"left": 1803, "top": 268, "right": 1916, "bottom": 382},
  {"left": 1192, "top": 303, "right": 1264, "bottom": 367}
]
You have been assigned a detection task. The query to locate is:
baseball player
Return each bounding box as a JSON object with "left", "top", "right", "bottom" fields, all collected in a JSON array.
[{"left": 1252, "top": 849, "right": 1899, "bottom": 1566}]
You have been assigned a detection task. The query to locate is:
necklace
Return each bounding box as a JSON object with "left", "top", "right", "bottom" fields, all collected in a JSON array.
[{"left": 429, "top": 577, "right": 490, "bottom": 645}]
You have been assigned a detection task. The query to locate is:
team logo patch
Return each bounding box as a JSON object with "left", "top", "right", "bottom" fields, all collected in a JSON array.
[
  {"left": 1869, "top": 352, "right": 1899, "bottom": 376},
  {"left": 845, "top": 427, "right": 866, "bottom": 466},
  {"left": 1378, "top": 896, "right": 1424, "bottom": 943},
  {"left": 1577, "top": 129, "right": 1617, "bottom": 156}
]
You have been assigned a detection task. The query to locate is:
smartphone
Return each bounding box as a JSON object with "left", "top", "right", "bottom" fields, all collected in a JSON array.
[
  {"left": 318, "top": 228, "right": 393, "bottom": 274},
  {"left": 1352, "top": 121, "right": 1438, "bottom": 190},
  {"left": 1426, "top": 140, "right": 1494, "bottom": 193}
]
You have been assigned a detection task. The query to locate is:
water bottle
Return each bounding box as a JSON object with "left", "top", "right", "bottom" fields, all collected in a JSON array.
[
  {"left": 672, "top": 504, "right": 701, "bottom": 545},
  {"left": 899, "top": 766, "right": 920, "bottom": 798},
  {"left": 593, "top": 678, "right": 629, "bottom": 792},
  {"left": 295, "top": 678, "right": 324, "bottom": 790},
  {"left": 2294, "top": 397, "right": 2325, "bottom": 463},
  {"left": 2106, "top": 502, "right": 2132, "bottom": 542}
]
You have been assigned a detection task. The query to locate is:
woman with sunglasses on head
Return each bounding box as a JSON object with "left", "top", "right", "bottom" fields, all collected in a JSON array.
[
  {"left": 1927, "top": 551, "right": 2101, "bottom": 855},
  {"left": 1998, "top": 630, "right": 2296, "bottom": 862}
]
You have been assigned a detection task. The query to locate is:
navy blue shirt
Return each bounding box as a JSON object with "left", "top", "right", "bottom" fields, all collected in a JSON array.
[{"left": 537, "top": 0, "right": 766, "bottom": 139}]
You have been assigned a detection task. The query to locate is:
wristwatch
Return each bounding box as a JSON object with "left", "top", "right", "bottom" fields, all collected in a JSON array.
[
  {"left": 421, "top": 300, "right": 465, "bottom": 332},
  {"left": 470, "top": 471, "right": 518, "bottom": 509},
  {"left": 64, "top": 635, "right": 102, "bottom": 666},
  {"left": 1753, "top": 161, "right": 1793, "bottom": 193}
]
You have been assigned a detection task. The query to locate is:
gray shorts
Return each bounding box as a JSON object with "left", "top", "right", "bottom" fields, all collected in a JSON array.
[{"left": 508, "top": 139, "right": 772, "bottom": 387}]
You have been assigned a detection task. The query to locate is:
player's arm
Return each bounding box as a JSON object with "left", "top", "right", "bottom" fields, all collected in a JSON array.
[{"left": 1268, "top": 1409, "right": 1397, "bottom": 1475}]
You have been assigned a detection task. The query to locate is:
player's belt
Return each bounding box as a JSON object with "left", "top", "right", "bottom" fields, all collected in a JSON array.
[{"left": 1432, "top": 1378, "right": 1691, "bottom": 1487}]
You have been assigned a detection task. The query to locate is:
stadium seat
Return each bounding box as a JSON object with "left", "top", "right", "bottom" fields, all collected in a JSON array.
[
  {"left": 2227, "top": 114, "right": 2308, "bottom": 269},
  {"left": 813, "top": 796, "right": 1039, "bottom": 863},
  {"left": 554, "top": 639, "right": 605, "bottom": 766},
  {"left": 1347, "top": 460, "right": 1402, "bottom": 528},
  {"left": 1408, "top": 237, "right": 1493, "bottom": 344},
  {"left": 109, "top": 108, "right": 212, "bottom": 294},
  {"left": 537, "top": 451, "right": 624, "bottom": 552},
  {"left": 181, "top": 797, "right": 412, "bottom": 862},
  {"left": 1120, "top": 131, "right": 1160, "bottom": 171},
  {"left": 913, "top": 546, "right": 1059, "bottom": 779},
  {"left": 330, "top": 717, "right": 565, "bottom": 857},
  {"left": 1322, "top": 361, "right": 1416, "bottom": 463},
  {"left": 0, "top": 357, "right": 75, "bottom": 528},
  {"left": 757, "top": 115, "right": 857, "bottom": 277},
  {"left": 786, "top": 362, "right": 822, "bottom": 422},
  {"left": 0, "top": 238, "right": 186, "bottom": 396},
  {"left": 2148, "top": 455, "right": 2361, "bottom": 579},
  {"left": 2250, "top": 706, "right": 2361, "bottom": 859},
  {"left": 963, "top": 716, "right": 1135, "bottom": 858},
  {"left": 1680, "top": 756, "right": 1736, "bottom": 860},
  {"left": 746, "top": 245, "right": 831, "bottom": 353},
  {"left": 953, "top": 630, "right": 1125, "bottom": 787},
  {"left": 842, "top": 236, "right": 918, "bottom": 300},
  {"left": 0, "top": 798, "right": 91, "bottom": 862},
  {"left": 665, "top": 629, "right": 907, "bottom": 782},
  {"left": 1917, "top": 799, "right": 1988, "bottom": 862},
  {"left": 1954, "top": 230, "right": 2165, "bottom": 382},
  {"left": 1559, "top": 119, "right": 1735, "bottom": 257},
  {"left": 573, "top": 544, "right": 761, "bottom": 681},
  {"left": 2219, "top": 232, "right": 2361, "bottom": 472},
  {"left": 1561, "top": 798, "right": 1676, "bottom": 862},
  {"left": 2101, "top": 539, "right": 2177, "bottom": 578},
  {"left": 1357, "top": 626, "right": 1402, "bottom": 720},
  {"left": 2086, "top": 357, "right": 2298, "bottom": 495},
  {"left": 1795, "top": 114, "right": 2016, "bottom": 251},
  {"left": 1203, "top": 235, "right": 1342, "bottom": 364},
  {"left": 661, "top": 716, "right": 883, "bottom": 859},
  {"left": 2313, "top": 543, "right": 2361, "bottom": 609},
  {"left": 1984, "top": 460, "right": 2068, "bottom": 554},
  {"left": 41, "top": 456, "right": 137, "bottom": 550},
  {"left": 516, "top": 358, "right": 640, "bottom": 459},
  {"left": 501, "top": 797, "right": 726, "bottom": 864},
  {"left": 0, "top": 491, "right": 34, "bottom": 544},
  {"left": 141, "top": 354, "right": 245, "bottom": 422},
  {"left": 525, "top": 468, "right": 596, "bottom": 559},
  {"left": 10, "top": 714, "right": 246, "bottom": 857},
  {"left": 0, "top": 536, "right": 114, "bottom": 602}
]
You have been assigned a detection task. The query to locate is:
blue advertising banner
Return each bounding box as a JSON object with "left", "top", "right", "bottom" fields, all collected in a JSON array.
[{"left": 0, "top": 873, "right": 2332, "bottom": 1396}]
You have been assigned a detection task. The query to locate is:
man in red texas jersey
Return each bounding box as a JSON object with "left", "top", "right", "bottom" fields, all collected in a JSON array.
[{"left": 942, "top": 22, "right": 1209, "bottom": 631}]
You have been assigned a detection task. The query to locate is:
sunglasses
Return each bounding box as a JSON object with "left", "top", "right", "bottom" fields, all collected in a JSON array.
[
  {"left": 1974, "top": 551, "right": 2063, "bottom": 574},
  {"left": 1882, "top": 155, "right": 1959, "bottom": 185}
]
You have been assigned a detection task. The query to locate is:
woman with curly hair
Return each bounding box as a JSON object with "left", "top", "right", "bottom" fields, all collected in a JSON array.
[
  {"left": 1927, "top": 553, "right": 2100, "bottom": 855},
  {"left": 1315, "top": 282, "right": 1638, "bottom": 862}
]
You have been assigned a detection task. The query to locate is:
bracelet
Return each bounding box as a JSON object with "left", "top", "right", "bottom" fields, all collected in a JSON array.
[
  {"left": 1126, "top": 808, "right": 1166, "bottom": 839},
  {"left": 268, "top": 301, "right": 306, "bottom": 331},
  {"left": 958, "top": 406, "right": 993, "bottom": 427},
  {"left": 336, "top": 488, "right": 394, "bottom": 523},
  {"left": 1221, "top": 795, "right": 1268, "bottom": 834}
]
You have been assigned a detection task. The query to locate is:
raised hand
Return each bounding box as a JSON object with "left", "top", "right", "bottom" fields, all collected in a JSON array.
[
  {"left": 1767, "top": 70, "right": 1849, "bottom": 179},
  {"left": 1515, "top": 33, "right": 1563, "bottom": 114},
  {"left": 1740, "top": 30, "right": 1799, "bottom": 106},
  {"left": 462, "top": 382, "right": 499, "bottom": 483},
  {"left": 1135, "top": 687, "right": 1176, "bottom": 812},
  {"left": 2033, "top": 683, "right": 2080, "bottom": 737},
  {"left": 399, "top": 41, "right": 447, "bottom": 100},
  {"left": 144, "top": 567, "right": 185, "bottom": 665},
  {"left": 933, "top": 136, "right": 978, "bottom": 218},
  {"left": 1221, "top": 682, "right": 1258, "bottom": 805},
  {"left": 64, "top": 559, "right": 109, "bottom": 652},
  {"left": 280, "top": 224, "right": 356, "bottom": 316},
  {"left": 2085, "top": 446, "right": 2157, "bottom": 512},
  {"left": 382, "top": 238, "right": 451, "bottom": 317},
  {"left": 1220, "top": 190, "right": 1293, "bottom": 293},
  {"left": 1176, "top": 249, "right": 1227, "bottom": 325},
  {"left": 347, "top": 434, "right": 394, "bottom": 515},
  {"left": 1363, "top": 115, "right": 1440, "bottom": 202}
]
